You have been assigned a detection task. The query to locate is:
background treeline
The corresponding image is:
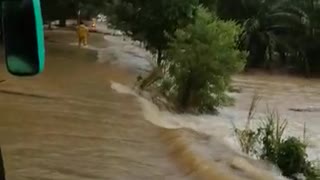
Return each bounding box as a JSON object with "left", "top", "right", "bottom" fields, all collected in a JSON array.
[{"left": 41, "top": 0, "right": 320, "bottom": 76}]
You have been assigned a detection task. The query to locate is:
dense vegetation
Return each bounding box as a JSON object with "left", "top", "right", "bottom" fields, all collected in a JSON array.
[
  {"left": 218, "top": 0, "right": 320, "bottom": 76},
  {"left": 41, "top": 0, "right": 106, "bottom": 26},
  {"left": 104, "top": 0, "right": 320, "bottom": 76},
  {"left": 41, "top": 0, "right": 320, "bottom": 75},
  {"left": 105, "top": 0, "right": 198, "bottom": 65}
]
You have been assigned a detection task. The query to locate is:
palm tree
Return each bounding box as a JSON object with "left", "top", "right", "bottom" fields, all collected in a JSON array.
[{"left": 239, "top": 0, "right": 310, "bottom": 70}]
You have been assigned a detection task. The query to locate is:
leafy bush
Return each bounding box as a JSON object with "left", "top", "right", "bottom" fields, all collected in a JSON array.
[
  {"left": 161, "top": 6, "right": 247, "bottom": 113},
  {"left": 277, "top": 137, "right": 309, "bottom": 179}
]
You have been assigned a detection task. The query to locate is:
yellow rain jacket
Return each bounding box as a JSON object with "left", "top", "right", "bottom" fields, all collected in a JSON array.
[{"left": 77, "top": 24, "right": 89, "bottom": 46}]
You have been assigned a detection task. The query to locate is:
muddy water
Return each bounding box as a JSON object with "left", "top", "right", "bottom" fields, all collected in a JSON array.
[
  {"left": 0, "top": 38, "right": 189, "bottom": 180},
  {"left": 160, "top": 74, "right": 320, "bottom": 160},
  {"left": 0, "top": 30, "right": 316, "bottom": 180},
  {"left": 0, "top": 31, "right": 269, "bottom": 180}
]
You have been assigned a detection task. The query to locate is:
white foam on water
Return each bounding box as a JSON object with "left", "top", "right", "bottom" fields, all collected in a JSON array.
[
  {"left": 110, "top": 81, "right": 180, "bottom": 129},
  {"left": 110, "top": 81, "right": 136, "bottom": 96},
  {"left": 101, "top": 35, "right": 154, "bottom": 75}
]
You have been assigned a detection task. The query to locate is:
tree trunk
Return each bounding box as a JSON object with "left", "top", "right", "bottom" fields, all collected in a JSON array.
[
  {"left": 0, "top": 23, "right": 3, "bottom": 44},
  {"left": 304, "top": 57, "right": 311, "bottom": 78},
  {"left": 48, "top": 21, "right": 52, "bottom": 30},
  {"left": 78, "top": 10, "right": 82, "bottom": 25},
  {"left": 157, "top": 49, "right": 162, "bottom": 66},
  {"left": 179, "top": 72, "right": 194, "bottom": 110},
  {"left": 0, "top": 31, "right": 3, "bottom": 44},
  {"left": 279, "top": 51, "right": 286, "bottom": 66},
  {"left": 59, "top": 19, "right": 66, "bottom": 27}
]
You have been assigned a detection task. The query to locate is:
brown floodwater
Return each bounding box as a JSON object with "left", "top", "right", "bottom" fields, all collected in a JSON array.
[
  {"left": 0, "top": 30, "right": 318, "bottom": 180},
  {"left": 0, "top": 32, "right": 190, "bottom": 180}
]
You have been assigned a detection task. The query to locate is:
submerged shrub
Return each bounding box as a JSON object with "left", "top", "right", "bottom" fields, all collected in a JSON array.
[
  {"left": 259, "top": 111, "right": 288, "bottom": 164},
  {"left": 258, "top": 113, "right": 319, "bottom": 179},
  {"left": 162, "top": 6, "right": 247, "bottom": 113},
  {"left": 234, "top": 93, "right": 261, "bottom": 156},
  {"left": 277, "top": 137, "right": 308, "bottom": 179},
  {"left": 234, "top": 95, "right": 319, "bottom": 179}
]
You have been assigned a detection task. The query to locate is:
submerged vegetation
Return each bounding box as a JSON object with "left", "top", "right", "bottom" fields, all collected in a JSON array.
[{"left": 234, "top": 95, "right": 320, "bottom": 179}]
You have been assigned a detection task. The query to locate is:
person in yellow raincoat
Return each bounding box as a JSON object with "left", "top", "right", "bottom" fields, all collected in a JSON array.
[{"left": 77, "top": 21, "right": 89, "bottom": 47}]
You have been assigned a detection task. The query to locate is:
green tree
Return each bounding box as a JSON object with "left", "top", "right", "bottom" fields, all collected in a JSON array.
[
  {"left": 41, "top": 0, "right": 106, "bottom": 26},
  {"left": 41, "top": 0, "right": 77, "bottom": 26},
  {"left": 162, "top": 7, "right": 246, "bottom": 113},
  {"left": 78, "top": 0, "right": 107, "bottom": 20},
  {"left": 106, "top": 0, "right": 198, "bottom": 66}
]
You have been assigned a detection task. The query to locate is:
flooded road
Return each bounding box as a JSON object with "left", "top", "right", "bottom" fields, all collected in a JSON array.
[
  {"left": 0, "top": 30, "right": 317, "bottom": 180},
  {"left": 0, "top": 33, "right": 187, "bottom": 180}
]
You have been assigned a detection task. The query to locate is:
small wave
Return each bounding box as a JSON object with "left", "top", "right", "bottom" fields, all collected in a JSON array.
[{"left": 102, "top": 35, "right": 154, "bottom": 74}]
